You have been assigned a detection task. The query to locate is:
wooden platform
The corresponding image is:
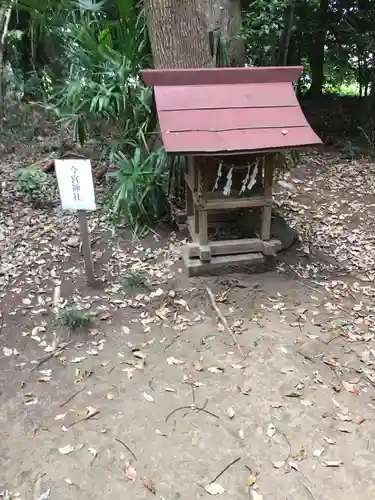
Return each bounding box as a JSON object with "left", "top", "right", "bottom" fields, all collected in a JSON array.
[{"left": 183, "top": 248, "right": 266, "bottom": 277}]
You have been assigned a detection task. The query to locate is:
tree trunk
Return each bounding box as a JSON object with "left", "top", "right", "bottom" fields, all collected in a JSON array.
[
  {"left": 203, "top": 0, "right": 245, "bottom": 66},
  {"left": 276, "top": 0, "right": 295, "bottom": 66},
  {"left": 307, "top": 0, "right": 328, "bottom": 98},
  {"left": 145, "top": 0, "right": 213, "bottom": 69}
]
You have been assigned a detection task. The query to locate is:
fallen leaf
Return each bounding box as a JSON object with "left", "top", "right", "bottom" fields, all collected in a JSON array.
[
  {"left": 293, "top": 445, "right": 307, "bottom": 461},
  {"left": 58, "top": 444, "right": 75, "bottom": 455},
  {"left": 143, "top": 476, "right": 156, "bottom": 494},
  {"left": 321, "top": 460, "right": 342, "bottom": 467},
  {"left": 193, "top": 360, "right": 204, "bottom": 371},
  {"left": 99, "top": 312, "right": 111, "bottom": 321},
  {"left": 323, "top": 436, "right": 336, "bottom": 445},
  {"left": 284, "top": 391, "right": 302, "bottom": 398},
  {"left": 142, "top": 392, "right": 154, "bottom": 402},
  {"left": 269, "top": 402, "right": 283, "bottom": 408},
  {"left": 342, "top": 381, "right": 360, "bottom": 394},
  {"left": 133, "top": 350, "right": 147, "bottom": 360},
  {"left": 251, "top": 491, "right": 264, "bottom": 500},
  {"left": 226, "top": 407, "right": 235, "bottom": 419},
  {"left": 247, "top": 475, "right": 257, "bottom": 487},
  {"left": 288, "top": 459, "right": 300, "bottom": 471},
  {"left": 337, "top": 413, "right": 351, "bottom": 421},
  {"left": 300, "top": 399, "right": 313, "bottom": 407},
  {"left": 313, "top": 447, "right": 324, "bottom": 457},
  {"left": 267, "top": 423, "right": 276, "bottom": 437},
  {"left": 273, "top": 461, "right": 286, "bottom": 469},
  {"left": 204, "top": 483, "right": 225, "bottom": 495},
  {"left": 54, "top": 413, "right": 67, "bottom": 421},
  {"left": 70, "top": 357, "right": 86, "bottom": 364},
  {"left": 208, "top": 366, "right": 224, "bottom": 374},
  {"left": 166, "top": 356, "right": 185, "bottom": 365},
  {"left": 237, "top": 381, "right": 251, "bottom": 395},
  {"left": 125, "top": 462, "right": 137, "bottom": 482},
  {"left": 338, "top": 426, "right": 352, "bottom": 433}
]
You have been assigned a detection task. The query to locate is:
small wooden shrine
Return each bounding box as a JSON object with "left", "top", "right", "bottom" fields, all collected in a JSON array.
[{"left": 143, "top": 66, "right": 321, "bottom": 276}]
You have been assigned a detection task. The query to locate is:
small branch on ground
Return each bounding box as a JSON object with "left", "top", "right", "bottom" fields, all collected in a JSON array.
[
  {"left": 165, "top": 400, "right": 219, "bottom": 424},
  {"left": 205, "top": 286, "right": 244, "bottom": 356},
  {"left": 115, "top": 438, "right": 137, "bottom": 461},
  {"left": 60, "top": 387, "right": 85, "bottom": 407},
  {"left": 209, "top": 457, "right": 241, "bottom": 485},
  {"left": 30, "top": 340, "right": 74, "bottom": 372}
]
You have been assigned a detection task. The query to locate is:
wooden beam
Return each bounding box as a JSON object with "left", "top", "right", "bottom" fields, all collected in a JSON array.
[{"left": 261, "top": 157, "right": 274, "bottom": 240}]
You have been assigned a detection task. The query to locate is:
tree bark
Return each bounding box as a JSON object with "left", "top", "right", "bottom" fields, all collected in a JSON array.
[
  {"left": 144, "top": 0, "right": 213, "bottom": 69},
  {"left": 276, "top": 0, "right": 295, "bottom": 66},
  {"left": 307, "top": 0, "right": 328, "bottom": 98},
  {"left": 203, "top": 0, "right": 245, "bottom": 66}
]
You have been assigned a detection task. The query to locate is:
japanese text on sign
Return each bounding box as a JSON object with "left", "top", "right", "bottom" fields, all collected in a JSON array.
[{"left": 55, "top": 159, "right": 96, "bottom": 211}]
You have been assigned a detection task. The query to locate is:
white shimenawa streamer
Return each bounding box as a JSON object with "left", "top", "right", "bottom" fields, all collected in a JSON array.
[
  {"left": 240, "top": 164, "right": 251, "bottom": 195},
  {"left": 212, "top": 161, "right": 223, "bottom": 191},
  {"left": 223, "top": 166, "right": 233, "bottom": 196},
  {"left": 247, "top": 159, "right": 259, "bottom": 192}
]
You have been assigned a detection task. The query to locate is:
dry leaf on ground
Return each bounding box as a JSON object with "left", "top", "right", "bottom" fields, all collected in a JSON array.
[
  {"left": 313, "top": 448, "right": 324, "bottom": 457},
  {"left": 143, "top": 476, "right": 156, "bottom": 494},
  {"left": 273, "top": 460, "right": 286, "bottom": 469},
  {"left": 247, "top": 475, "right": 257, "bottom": 487},
  {"left": 54, "top": 413, "right": 67, "bottom": 421},
  {"left": 321, "top": 460, "right": 342, "bottom": 467},
  {"left": 237, "top": 381, "right": 251, "bottom": 395},
  {"left": 226, "top": 407, "right": 235, "bottom": 419},
  {"left": 293, "top": 445, "right": 307, "bottom": 461},
  {"left": 125, "top": 462, "right": 137, "bottom": 482},
  {"left": 323, "top": 436, "right": 336, "bottom": 445},
  {"left": 208, "top": 366, "right": 224, "bottom": 374},
  {"left": 204, "top": 483, "right": 225, "bottom": 495},
  {"left": 267, "top": 423, "right": 276, "bottom": 437},
  {"left": 70, "top": 357, "right": 87, "bottom": 364},
  {"left": 58, "top": 444, "right": 75, "bottom": 455},
  {"left": 193, "top": 360, "right": 204, "bottom": 371},
  {"left": 166, "top": 356, "right": 185, "bottom": 365},
  {"left": 342, "top": 381, "right": 360, "bottom": 394},
  {"left": 142, "top": 392, "right": 154, "bottom": 402}
]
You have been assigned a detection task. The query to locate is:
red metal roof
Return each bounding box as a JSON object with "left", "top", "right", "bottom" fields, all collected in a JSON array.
[{"left": 142, "top": 67, "right": 322, "bottom": 155}]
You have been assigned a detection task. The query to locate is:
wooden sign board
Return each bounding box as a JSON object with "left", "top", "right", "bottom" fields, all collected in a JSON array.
[
  {"left": 55, "top": 159, "right": 96, "bottom": 285},
  {"left": 55, "top": 159, "right": 96, "bottom": 211}
]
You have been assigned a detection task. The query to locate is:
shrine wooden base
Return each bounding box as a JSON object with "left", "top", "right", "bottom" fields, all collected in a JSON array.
[{"left": 183, "top": 154, "right": 281, "bottom": 277}]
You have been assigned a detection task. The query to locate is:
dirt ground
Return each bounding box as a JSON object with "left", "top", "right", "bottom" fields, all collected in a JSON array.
[{"left": 1, "top": 119, "right": 375, "bottom": 499}]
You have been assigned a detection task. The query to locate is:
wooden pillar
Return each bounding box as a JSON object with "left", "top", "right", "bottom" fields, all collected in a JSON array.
[
  {"left": 261, "top": 156, "right": 274, "bottom": 241},
  {"left": 197, "top": 159, "right": 211, "bottom": 262},
  {"left": 186, "top": 156, "right": 194, "bottom": 217}
]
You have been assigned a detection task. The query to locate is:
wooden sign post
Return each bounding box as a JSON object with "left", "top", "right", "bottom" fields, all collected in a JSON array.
[{"left": 55, "top": 159, "right": 97, "bottom": 286}]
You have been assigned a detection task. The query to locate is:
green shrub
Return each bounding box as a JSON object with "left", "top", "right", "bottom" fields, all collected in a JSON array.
[
  {"left": 59, "top": 308, "right": 92, "bottom": 331},
  {"left": 16, "top": 168, "right": 49, "bottom": 202}
]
